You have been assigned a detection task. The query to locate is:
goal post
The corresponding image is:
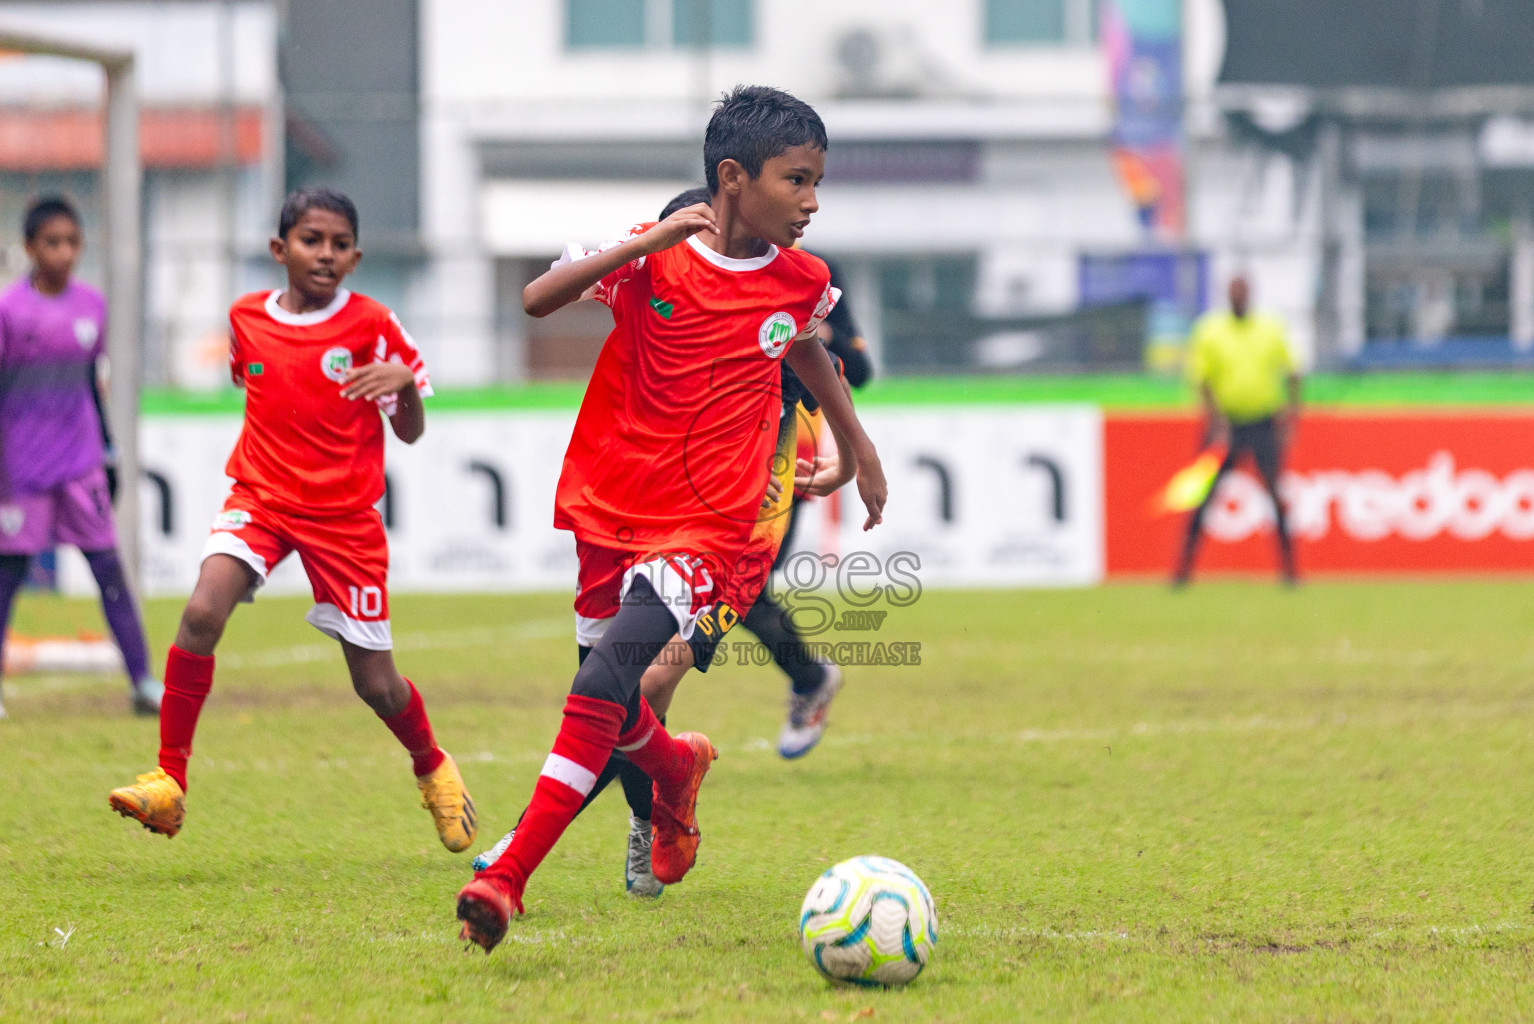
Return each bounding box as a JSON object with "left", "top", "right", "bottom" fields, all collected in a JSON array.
[{"left": 0, "top": 29, "right": 142, "bottom": 588}]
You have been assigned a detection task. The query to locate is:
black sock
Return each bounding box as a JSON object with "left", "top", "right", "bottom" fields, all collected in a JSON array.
[{"left": 743, "top": 593, "right": 826, "bottom": 696}]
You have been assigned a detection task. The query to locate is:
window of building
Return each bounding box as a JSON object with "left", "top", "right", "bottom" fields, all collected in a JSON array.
[
  {"left": 673, "top": 0, "right": 752, "bottom": 48},
  {"left": 567, "top": 0, "right": 752, "bottom": 50},
  {"left": 876, "top": 255, "right": 980, "bottom": 371},
  {"left": 984, "top": 0, "right": 1095, "bottom": 46},
  {"left": 567, "top": 0, "right": 645, "bottom": 48}
]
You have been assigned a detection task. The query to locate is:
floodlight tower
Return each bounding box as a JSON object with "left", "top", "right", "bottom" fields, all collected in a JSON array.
[{"left": 0, "top": 28, "right": 142, "bottom": 587}]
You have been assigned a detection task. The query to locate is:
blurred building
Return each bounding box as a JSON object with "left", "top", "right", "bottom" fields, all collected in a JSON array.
[
  {"left": 1220, "top": 0, "right": 1534, "bottom": 367},
  {"left": 418, "top": 0, "right": 1283, "bottom": 380},
  {"left": 9, "top": 1, "right": 1532, "bottom": 384},
  {"left": 0, "top": 1, "right": 282, "bottom": 389}
]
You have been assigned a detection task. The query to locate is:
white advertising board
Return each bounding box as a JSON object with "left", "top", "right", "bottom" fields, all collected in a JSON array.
[
  {"left": 60, "top": 406, "right": 1105, "bottom": 597},
  {"left": 798, "top": 406, "right": 1104, "bottom": 588}
]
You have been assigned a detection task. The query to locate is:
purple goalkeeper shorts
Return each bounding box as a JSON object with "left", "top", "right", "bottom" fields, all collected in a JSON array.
[{"left": 0, "top": 465, "right": 117, "bottom": 555}]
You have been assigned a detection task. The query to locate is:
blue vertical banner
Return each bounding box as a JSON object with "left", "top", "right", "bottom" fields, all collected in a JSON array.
[
  {"left": 1102, "top": 0, "right": 1185, "bottom": 239},
  {"left": 1079, "top": 250, "right": 1208, "bottom": 372}
]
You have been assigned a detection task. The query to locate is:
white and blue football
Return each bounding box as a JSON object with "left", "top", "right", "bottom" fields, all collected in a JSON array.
[{"left": 798, "top": 855, "right": 937, "bottom": 987}]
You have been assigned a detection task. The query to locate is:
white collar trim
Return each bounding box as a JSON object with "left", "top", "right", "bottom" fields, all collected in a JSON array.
[
  {"left": 686, "top": 235, "right": 779, "bottom": 272},
  {"left": 265, "top": 288, "right": 351, "bottom": 326}
]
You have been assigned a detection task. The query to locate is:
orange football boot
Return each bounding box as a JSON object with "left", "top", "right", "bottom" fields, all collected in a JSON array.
[
  {"left": 108, "top": 767, "right": 186, "bottom": 837},
  {"left": 456, "top": 875, "right": 523, "bottom": 953},
  {"left": 648, "top": 732, "right": 717, "bottom": 885}
]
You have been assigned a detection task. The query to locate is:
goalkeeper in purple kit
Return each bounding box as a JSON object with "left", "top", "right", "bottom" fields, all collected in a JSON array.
[{"left": 0, "top": 196, "right": 161, "bottom": 719}]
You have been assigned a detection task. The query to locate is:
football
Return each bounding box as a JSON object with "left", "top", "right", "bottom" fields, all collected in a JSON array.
[{"left": 798, "top": 856, "right": 938, "bottom": 987}]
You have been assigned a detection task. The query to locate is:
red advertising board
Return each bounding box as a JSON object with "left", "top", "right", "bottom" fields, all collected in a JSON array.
[{"left": 1105, "top": 411, "right": 1534, "bottom": 576}]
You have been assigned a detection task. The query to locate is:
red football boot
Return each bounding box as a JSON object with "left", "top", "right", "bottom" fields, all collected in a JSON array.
[
  {"left": 649, "top": 732, "right": 718, "bottom": 885},
  {"left": 456, "top": 875, "right": 523, "bottom": 953}
]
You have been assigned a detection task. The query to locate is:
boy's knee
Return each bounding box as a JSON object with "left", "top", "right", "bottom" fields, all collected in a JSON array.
[
  {"left": 571, "top": 645, "right": 624, "bottom": 704},
  {"left": 179, "top": 595, "right": 229, "bottom": 646},
  {"left": 350, "top": 671, "right": 383, "bottom": 701},
  {"left": 347, "top": 660, "right": 406, "bottom": 715},
  {"left": 573, "top": 641, "right": 660, "bottom": 709}
]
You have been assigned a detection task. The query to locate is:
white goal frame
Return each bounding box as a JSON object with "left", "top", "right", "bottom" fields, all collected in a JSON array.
[{"left": 0, "top": 28, "right": 142, "bottom": 586}]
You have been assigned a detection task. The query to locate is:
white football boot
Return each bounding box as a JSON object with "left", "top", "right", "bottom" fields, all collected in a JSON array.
[
  {"left": 777, "top": 662, "right": 843, "bottom": 759},
  {"left": 471, "top": 827, "right": 516, "bottom": 874},
  {"left": 625, "top": 815, "right": 664, "bottom": 898},
  {"left": 131, "top": 677, "right": 164, "bottom": 717}
]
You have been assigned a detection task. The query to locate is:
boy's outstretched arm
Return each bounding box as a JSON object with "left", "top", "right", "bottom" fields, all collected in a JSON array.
[
  {"left": 388, "top": 383, "right": 425, "bottom": 443},
  {"left": 794, "top": 377, "right": 857, "bottom": 497},
  {"left": 342, "top": 363, "right": 425, "bottom": 443},
  {"left": 784, "top": 336, "right": 886, "bottom": 529},
  {"left": 523, "top": 204, "right": 717, "bottom": 318}
]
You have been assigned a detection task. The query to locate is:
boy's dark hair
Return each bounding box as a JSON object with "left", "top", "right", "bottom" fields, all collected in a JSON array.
[
  {"left": 24, "top": 195, "right": 81, "bottom": 242},
  {"left": 703, "top": 85, "right": 828, "bottom": 194},
  {"left": 660, "top": 186, "right": 713, "bottom": 220},
  {"left": 277, "top": 187, "right": 359, "bottom": 239}
]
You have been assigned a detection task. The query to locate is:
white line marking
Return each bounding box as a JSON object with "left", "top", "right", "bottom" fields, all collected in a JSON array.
[{"left": 3, "top": 617, "right": 570, "bottom": 701}]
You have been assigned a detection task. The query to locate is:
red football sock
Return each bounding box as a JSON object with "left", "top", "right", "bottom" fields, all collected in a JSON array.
[
  {"left": 614, "top": 697, "right": 692, "bottom": 791},
  {"left": 481, "top": 694, "right": 625, "bottom": 895},
  {"left": 158, "top": 645, "right": 214, "bottom": 792},
  {"left": 380, "top": 679, "right": 447, "bottom": 777}
]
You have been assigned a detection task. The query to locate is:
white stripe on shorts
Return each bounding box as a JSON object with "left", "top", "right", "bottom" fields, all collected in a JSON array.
[
  {"left": 540, "top": 752, "right": 598, "bottom": 796},
  {"left": 623, "top": 557, "right": 706, "bottom": 641},
  {"left": 574, "top": 612, "right": 612, "bottom": 648}
]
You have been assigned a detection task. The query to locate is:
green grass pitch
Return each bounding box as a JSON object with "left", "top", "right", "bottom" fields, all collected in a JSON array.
[{"left": 4, "top": 582, "right": 1534, "bottom": 1022}]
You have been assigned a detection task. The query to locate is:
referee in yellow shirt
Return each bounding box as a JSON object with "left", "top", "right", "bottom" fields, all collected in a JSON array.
[{"left": 1173, "top": 275, "right": 1300, "bottom": 586}]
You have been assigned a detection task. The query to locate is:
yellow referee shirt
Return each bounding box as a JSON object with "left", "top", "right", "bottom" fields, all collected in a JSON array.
[{"left": 1186, "top": 311, "right": 1296, "bottom": 424}]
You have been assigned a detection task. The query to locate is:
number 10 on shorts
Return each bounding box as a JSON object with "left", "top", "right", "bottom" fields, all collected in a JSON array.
[{"left": 349, "top": 585, "right": 383, "bottom": 618}]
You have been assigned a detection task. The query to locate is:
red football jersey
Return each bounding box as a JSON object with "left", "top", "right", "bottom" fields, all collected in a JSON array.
[
  {"left": 555, "top": 225, "right": 837, "bottom": 558},
  {"left": 225, "top": 289, "right": 431, "bottom": 515}
]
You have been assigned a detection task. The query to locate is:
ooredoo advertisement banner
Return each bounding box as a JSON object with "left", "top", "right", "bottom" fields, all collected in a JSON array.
[{"left": 1105, "top": 412, "right": 1534, "bottom": 575}]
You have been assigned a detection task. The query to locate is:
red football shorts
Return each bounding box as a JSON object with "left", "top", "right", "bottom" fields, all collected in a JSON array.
[
  {"left": 200, "top": 484, "right": 393, "bottom": 650},
  {"left": 570, "top": 411, "right": 795, "bottom": 649}
]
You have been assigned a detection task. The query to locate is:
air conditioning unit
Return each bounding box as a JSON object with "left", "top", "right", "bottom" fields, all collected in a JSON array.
[{"left": 835, "top": 26, "right": 943, "bottom": 99}]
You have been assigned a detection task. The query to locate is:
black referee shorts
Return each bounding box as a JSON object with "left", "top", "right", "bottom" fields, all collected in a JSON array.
[{"left": 1225, "top": 416, "right": 1283, "bottom": 482}]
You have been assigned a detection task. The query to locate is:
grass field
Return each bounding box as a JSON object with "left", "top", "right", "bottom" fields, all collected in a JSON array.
[{"left": 4, "top": 582, "right": 1534, "bottom": 1022}]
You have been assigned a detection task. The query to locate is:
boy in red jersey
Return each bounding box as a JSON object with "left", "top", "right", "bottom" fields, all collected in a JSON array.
[
  {"left": 108, "top": 188, "right": 477, "bottom": 852},
  {"left": 469, "top": 186, "right": 859, "bottom": 899},
  {"left": 456, "top": 86, "right": 886, "bottom": 952}
]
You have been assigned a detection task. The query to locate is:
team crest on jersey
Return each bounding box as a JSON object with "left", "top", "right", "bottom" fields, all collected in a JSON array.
[
  {"left": 212, "top": 509, "right": 252, "bottom": 532},
  {"left": 320, "top": 346, "right": 353, "bottom": 382},
  {"left": 73, "top": 318, "right": 99, "bottom": 349},
  {"left": 0, "top": 505, "right": 23, "bottom": 537},
  {"left": 758, "top": 311, "right": 797, "bottom": 358}
]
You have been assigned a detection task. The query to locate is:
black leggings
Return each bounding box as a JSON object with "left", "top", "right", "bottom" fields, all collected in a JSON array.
[
  {"left": 1175, "top": 416, "right": 1296, "bottom": 582},
  {"left": 568, "top": 575, "right": 677, "bottom": 820},
  {"left": 569, "top": 574, "right": 677, "bottom": 730},
  {"left": 574, "top": 642, "right": 659, "bottom": 821}
]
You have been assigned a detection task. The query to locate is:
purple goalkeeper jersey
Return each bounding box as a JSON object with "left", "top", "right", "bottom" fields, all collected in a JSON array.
[{"left": 0, "top": 276, "right": 107, "bottom": 497}]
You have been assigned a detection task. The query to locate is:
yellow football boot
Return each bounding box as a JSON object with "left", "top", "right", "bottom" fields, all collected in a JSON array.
[
  {"left": 108, "top": 767, "right": 186, "bottom": 837},
  {"left": 418, "top": 752, "right": 477, "bottom": 852}
]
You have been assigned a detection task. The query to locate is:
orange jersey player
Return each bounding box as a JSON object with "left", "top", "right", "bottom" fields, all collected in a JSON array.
[
  {"left": 456, "top": 85, "right": 887, "bottom": 953},
  {"left": 108, "top": 187, "right": 477, "bottom": 853}
]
